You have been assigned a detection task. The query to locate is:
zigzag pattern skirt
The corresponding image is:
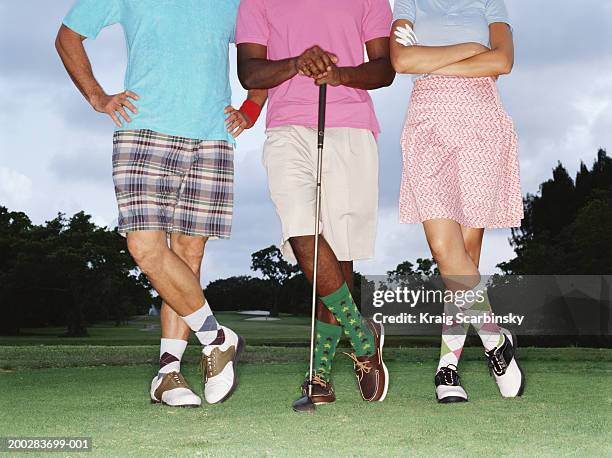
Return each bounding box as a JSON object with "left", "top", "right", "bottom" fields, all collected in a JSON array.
[{"left": 399, "top": 76, "right": 524, "bottom": 229}]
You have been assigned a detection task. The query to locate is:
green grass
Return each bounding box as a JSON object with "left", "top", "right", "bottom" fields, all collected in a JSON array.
[
  {"left": 0, "top": 345, "right": 610, "bottom": 370},
  {"left": 0, "top": 313, "right": 312, "bottom": 346},
  {"left": 0, "top": 313, "right": 438, "bottom": 347},
  {"left": 0, "top": 347, "right": 610, "bottom": 457},
  {"left": 2, "top": 317, "right": 610, "bottom": 455}
]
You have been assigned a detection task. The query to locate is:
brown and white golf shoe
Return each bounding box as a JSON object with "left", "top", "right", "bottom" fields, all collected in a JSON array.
[
  {"left": 150, "top": 371, "right": 202, "bottom": 408},
  {"left": 346, "top": 319, "right": 389, "bottom": 402},
  {"left": 200, "top": 326, "right": 245, "bottom": 404}
]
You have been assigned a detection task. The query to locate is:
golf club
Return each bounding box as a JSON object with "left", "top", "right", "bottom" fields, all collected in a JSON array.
[{"left": 292, "top": 84, "right": 327, "bottom": 413}]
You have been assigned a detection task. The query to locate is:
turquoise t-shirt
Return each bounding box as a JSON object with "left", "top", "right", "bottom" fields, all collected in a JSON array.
[{"left": 64, "top": 0, "right": 240, "bottom": 142}]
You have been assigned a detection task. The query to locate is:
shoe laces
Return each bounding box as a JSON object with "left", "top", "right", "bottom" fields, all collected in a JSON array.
[
  {"left": 344, "top": 352, "right": 372, "bottom": 374},
  {"left": 311, "top": 374, "right": 328, "bottom": 388},
  {"left": 485, "top": 347, "right": 507, "bottom": 376},
  {"left": 170, "top": 371, "right": 186, "bottom": 386},
  {"left": 200, "top": 351, "right": 217, "bottom": 382},
  {"left": 439, "top": 365, "right": 459, "bottom": 385}
]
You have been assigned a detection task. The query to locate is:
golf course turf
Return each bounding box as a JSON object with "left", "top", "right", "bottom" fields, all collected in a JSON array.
[{"left": 1, "top": 315, "right": 610, "bottom": 456}]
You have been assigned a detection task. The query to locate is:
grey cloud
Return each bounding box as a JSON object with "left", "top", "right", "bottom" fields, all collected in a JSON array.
[
  {"left": 1, "top": 0, "right": 611, "bottom": 280},
  {"left": 510, "top": 0, "right": 612, "bottom": 66},
  {"left": 49, "top": 148, "right": 112, "bottom": 184},
  {"left": 0, "top": 0, "right": 125, "bottom": 83}
]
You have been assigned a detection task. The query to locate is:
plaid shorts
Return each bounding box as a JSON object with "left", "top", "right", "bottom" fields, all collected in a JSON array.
[{"left": 112, "top": 129, "right": 234, "bottom": 238}]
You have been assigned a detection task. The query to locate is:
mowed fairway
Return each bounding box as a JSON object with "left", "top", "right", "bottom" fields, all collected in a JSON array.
[
  {"left": 0, "top": 316, "right": 610, "bottom": 456},
  {"left": 1, "top": 345, "right": 610, "bottom": 457}
]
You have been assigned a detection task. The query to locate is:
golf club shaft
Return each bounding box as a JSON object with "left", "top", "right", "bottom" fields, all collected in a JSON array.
[{"left": 308, "top": 84, "right": 327, "bottom": 398}]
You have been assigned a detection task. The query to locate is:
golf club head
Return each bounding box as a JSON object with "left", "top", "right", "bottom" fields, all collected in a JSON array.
[{"left": 292, "top": 394, "right": 316, "bottom": 413}]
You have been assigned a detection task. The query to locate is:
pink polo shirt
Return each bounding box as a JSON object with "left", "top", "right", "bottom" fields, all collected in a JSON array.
[{"left": 235, "top": 0, "right": 392, "bottom": 135}]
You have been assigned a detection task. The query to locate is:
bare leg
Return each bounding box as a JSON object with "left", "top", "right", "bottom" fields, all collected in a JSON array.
[
  {"left": 127, "top": 231, "right": 206, "bottom": 317},
  {"left": 290, "top": 235, "right": 345, "bottom": 296},
  {"left": 425, "top": 219, "right": 481, "bottom": 380},
  {"left": 461, "top": 226, "right": 484, "bottom": 268},
  {"left": 160, "top": 305, "right": 190, "bottom": 340},
  {"left": 460, "top": 226, "right": 504, "bottom": 349},
  {"left": 340, "top": 261, "right": 354, "bottom": 293},
  {"left": 160, "top": 234, "right": 208, "bottom": 340},
  {"left": 423, "top": 219, "right": 480, "bottom": 292}
]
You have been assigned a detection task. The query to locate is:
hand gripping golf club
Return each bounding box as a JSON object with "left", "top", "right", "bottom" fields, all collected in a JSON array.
[{"left": 292, "top": 84, "right": 327, "bottom": 413}]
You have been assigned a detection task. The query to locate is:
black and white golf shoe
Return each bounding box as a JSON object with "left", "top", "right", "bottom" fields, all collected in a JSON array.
[
  {"left": 434, "top": 365, "right": 468, "bottom": 403},
  {"left": 485, "top": 328, "right": 525, "bottom": 398}
]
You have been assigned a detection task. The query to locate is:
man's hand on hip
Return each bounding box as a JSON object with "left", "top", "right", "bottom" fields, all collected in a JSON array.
[{"left": 90, "top": 90, "right": 140, "bottom": 127}]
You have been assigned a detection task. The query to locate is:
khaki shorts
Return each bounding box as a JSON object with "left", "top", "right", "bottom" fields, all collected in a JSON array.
[{"left": 263, "top": 125, "right": 378, "bottom": 262}]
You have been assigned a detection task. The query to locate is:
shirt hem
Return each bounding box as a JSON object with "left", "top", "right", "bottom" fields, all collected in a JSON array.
[
  {"left": 363, "top": 30, "right": 393, "bottom": 43},
  {"left": 235, "top": 36, "right": 268, "bottom": 46},
  {"left": 62, "top": 20, "right": 97, "bottom": 40},
  {"left": 392, "top": 14, "right": 416, "bottom": 23},
  {"left": 115, "top": 124, "right": 235, "bottom": 144},
  {"left": 487, "top": 18, "right": 512, "bottom": 26},
  {"left": 266, "top": 121, "right": 380, "bottom": 136},
  {"left": 487, "top": 18, "right": 513, "bottom": 32}
]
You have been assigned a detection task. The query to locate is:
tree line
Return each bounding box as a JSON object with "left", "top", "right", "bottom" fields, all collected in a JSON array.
[
  {"left": 0, "top": 210, "right": 151, "bottom": 336},
  {"left": 1, "top": 149, "right": 610, "bottom": 336}
]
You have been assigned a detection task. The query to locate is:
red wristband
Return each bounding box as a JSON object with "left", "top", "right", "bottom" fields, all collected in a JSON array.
[{"left": 239, "top": 99, "right": 262, "bottom": 124}]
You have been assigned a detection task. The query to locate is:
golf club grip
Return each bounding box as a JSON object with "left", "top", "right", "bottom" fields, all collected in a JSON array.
[{"left": 317, "top": 84, "right": 327, "bottom": 149}]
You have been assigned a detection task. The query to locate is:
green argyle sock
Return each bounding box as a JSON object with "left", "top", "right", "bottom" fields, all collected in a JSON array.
[
  {"left": 320, "top": 283, "right": 375, "bottom": 357},
  {"left": 313, "top": 320, "right": 342, "bottom": 381}
]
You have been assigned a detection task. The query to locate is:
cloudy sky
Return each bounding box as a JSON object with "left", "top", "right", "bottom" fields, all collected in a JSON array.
[{"left": 1, "top": 1, "right": 612, "bottom": 286}]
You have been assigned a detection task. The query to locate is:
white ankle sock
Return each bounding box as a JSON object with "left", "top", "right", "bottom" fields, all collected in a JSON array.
[
  {"left": 158, "top": 338, "right": 187, "bottom": 376},
  {"left": 182, "top": 302, "right": 224, "bottom": 347}
]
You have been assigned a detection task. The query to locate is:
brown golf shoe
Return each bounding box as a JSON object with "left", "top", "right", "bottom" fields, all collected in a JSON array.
[
  {"left": 300, "top": 375, "right": 336, "bottom": 405},
  {"left": 346, "top": 319, "right": 388, "bottom": 402},
  {"left": 150, "top": 371, "right": 202, "bottom": 407}
]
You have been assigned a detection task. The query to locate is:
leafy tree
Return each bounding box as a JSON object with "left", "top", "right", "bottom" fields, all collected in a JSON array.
[
  {"left": 498, "top": 150, "right": 612, "bottom": 341},
  {"left": 0, "top": 208, "right": 153, "bottom": 336},
  {"left": 251, "top": 246, "right": 299, "bottom": 316},
  {"left": 0, "top": 207, "right": 33, "bottom": 335},
  {"left": 387, "top": 258, "right": 438, "bottom": 284},
  {"left": 206, "top": 276, "right": 271, "bottom": 312},
  {"left": 501, "top": 149, "right": 612, "bottom": 275}
]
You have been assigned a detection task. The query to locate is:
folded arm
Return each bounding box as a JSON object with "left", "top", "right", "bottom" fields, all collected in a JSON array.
[
  {"left": 432, "top": 23, "right": 514, "bottom": 77},
  {"left": 390, "top": 20, "right": 489, "bottom": 75}
]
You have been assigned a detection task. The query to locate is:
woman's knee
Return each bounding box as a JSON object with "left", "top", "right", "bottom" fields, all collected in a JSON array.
[
  {"left": 464, "top": 240, "right": 482, "bottom": 266},
  {"left": 462, "top": 229, "right": 484, "bottom": 266},
  {"left": 428, "top": 236, "right": 465, "bottom": 266}
]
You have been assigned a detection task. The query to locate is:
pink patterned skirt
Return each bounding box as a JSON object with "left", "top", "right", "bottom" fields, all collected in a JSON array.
[{"left": 399, "top": 76, "right": 524, "bottom": 228}]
